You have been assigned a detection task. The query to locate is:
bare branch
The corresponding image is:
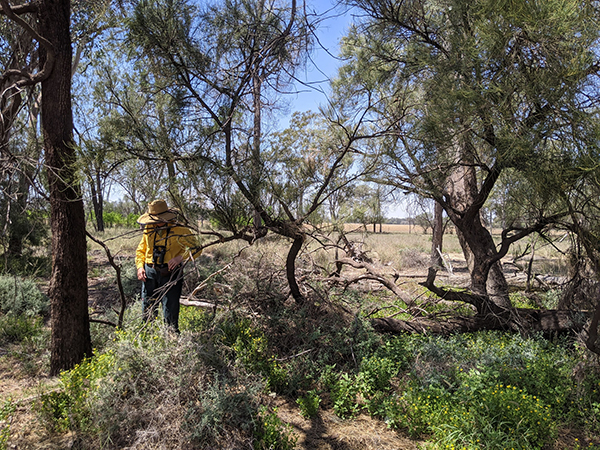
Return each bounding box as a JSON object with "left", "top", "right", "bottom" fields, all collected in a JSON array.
[{"left": 0, "top": 0, "right": 55, "bottom": 88}]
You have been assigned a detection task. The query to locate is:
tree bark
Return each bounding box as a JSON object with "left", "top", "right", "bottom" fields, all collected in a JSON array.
[
  {"left": 286, "top": 236, "right": 304, "bottom": 302},
  {"left": 455, "top": 219, "right": 511, "bottom": 309},
  {"left": 430, "top": 200, "right": 444, "bottom": 267},
  {"left": 39, "top": 0, "right": 92, "bottom": 375},
  {"left": 371, "top": 309, "right": 587, "bottom": 335},
  {"left": 443, "top": 135, "right": 511, "bottom": 310},
  {"left": 90, "top": 172, "right": 104, "bottom": 232}
]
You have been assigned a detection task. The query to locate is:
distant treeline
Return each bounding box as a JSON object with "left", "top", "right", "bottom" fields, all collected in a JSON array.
[{"left": 385, "top": 217, "right": 411, "bottom": 225}]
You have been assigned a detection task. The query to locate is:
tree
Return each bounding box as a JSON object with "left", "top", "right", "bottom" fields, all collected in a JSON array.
[
  {"left": 0, "top": 6, "right": 41, "bottom": 260},
  {"left": 0, "top": 0, "right": 92, "bottom": 374},
  {"left": 126, "top": 0, "right": 317, "bottom": 300},
  {"left": 337, "top": 0, "right": 600, "bottom": 327}
]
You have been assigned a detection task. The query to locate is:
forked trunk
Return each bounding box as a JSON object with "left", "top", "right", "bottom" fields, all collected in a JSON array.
[{"left": 443, "top": 134, "right": 511, "bottom": 311}]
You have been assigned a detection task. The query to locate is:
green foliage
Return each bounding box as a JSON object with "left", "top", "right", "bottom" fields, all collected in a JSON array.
[
  {"left": 228, "top": 318, "right": 289, "bottom": 394},
  {"left": 253, "top": 406, "right": 297, "bottom": 450},
  {"left": 0, "top": 276, "right": 49, "bottom": 317},
  {"left": 101, "top": 211, "right": 139, "bottom": 228},
  {"left": 0, "top": 254, "right": 52, "bottom": 278},
  {"left": 38, "top": 352, "right": 114, "bottom": 432},
  {"left": 90, "top": 210, "right": 140, "bottom": 229},
  {"left": 392, "top": 380, "right": 556, "bottom": 449},
  {"left": 332, "top": 372, "right": 361, "bottom": 419},
  {"left": 34, "top": 321, "right": 292, "bottom": 448},
  {"left": 359, "top": 355, "right": 398, "bottom": 394},
  {"left": 185, "top": 375, "right": 263, "bottom": 448},
  {"left": 300, "top": 330, "right": 597, "bottom": 449},
  {"left": 296, "top": 390, "right": 321, "bottom": 419},
  {"left": 0, "top": 400, "right": 15, "bottom": 450},
  {"left": 0, "top": 315, "right": 44, "bottom": 345},
  {"left": 179, "top": 305, "right": 213, "bottom": 333},
  {"left": 102, "top": 211, "right": 124, "bottom": 227}
]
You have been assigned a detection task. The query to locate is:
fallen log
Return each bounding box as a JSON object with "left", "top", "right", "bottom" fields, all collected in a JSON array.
[
  {"left": 371, "top": 308, "right": 588, "bottom": 335},
  {"left": 180, "top": 298, "right": 217, "bottom": 309}
]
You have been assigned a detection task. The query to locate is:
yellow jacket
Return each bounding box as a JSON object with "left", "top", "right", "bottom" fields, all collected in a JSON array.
[{"left": 135, "top": 223, "right": 199, "bottom": 269}]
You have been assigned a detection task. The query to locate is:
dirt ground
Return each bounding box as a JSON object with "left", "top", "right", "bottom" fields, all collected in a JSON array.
[{"left": 275, "top": 398, "right": 424, "bottom": 450}]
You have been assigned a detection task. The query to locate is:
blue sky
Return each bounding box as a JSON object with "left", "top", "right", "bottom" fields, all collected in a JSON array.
[
  {"left": 281, "top": 2, "right": 410, "bottom": 218},
  {"left": 280, "top": 1, "right": 356, "bottom": 123}
]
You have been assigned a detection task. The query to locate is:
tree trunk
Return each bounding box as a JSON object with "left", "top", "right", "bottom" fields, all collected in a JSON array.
[
  {"left": 430, "top": 200, "right": 444, "bottom": 267},
  {"left": 251, "top": 66, "right": 263, "bottom": 231},
  {"left": 455, "top": 219, "right": 511, "bottom": 309},
  {"left": 443, "top": 135, "right": 511, "bottom": 310},
  {"left": 286, "top": 236, "right": 304, "bottom": 302},
  {"left": 90, "top": 172, "right": 104, "bottom": 232},
  {"left": 39, "top": 0, "right": 92, "bottom": 375},
  {"left": 7, "top": 171, "right": 32, "bottom": 257}
]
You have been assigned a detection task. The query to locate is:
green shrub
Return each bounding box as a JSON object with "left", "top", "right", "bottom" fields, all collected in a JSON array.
[
  {"left": 101, "top": 326, "right": 272, "bottom": 449},
  {"left": 367, "top": 332, "right": 581, "bottom": 448},
  {"left": 359, "top": 355, "right": 398, "bottom": 394},
  {"left": 0, "top": 400, "right": 15, "bottom": 450},
  {"left": 225, "top": 317, "right": 289, "bottom": 394},
  {"left": 385, "top": 380, "right": 557, "bottom": 449},
  {"left": 38, "top": 352, "right": 114, "bottom": 432},
  {"left": 0, "top": 276, "right": 49, "bottom": 317},
  {"left": 125, "top": 213, "right": 140, "bottom": 227},
  {"left": 102, "top": 211, "right": 125, "bottom": 228},
  {"left": 253, "top": 406, "right": 297, "bottom": 450},
  {"left": 0, "top": 315, "right": 44, "bottom": 345},
  {"left": 179, "top": 306, "right": 213, "bottom": 333},
  {"left": 296, "top": 390, "right": 321, "bottom": 419},
  {"left": 332, "top": 372, "right": 361, "bottom": 419},
  {"left": 0, "top": 254, "right": 51, "bottom": 278},
  {"left": 185, "top": 375, "right": 262, "bottom": 447}
]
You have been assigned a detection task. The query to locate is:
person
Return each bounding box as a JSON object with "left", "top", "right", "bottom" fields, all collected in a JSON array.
[{"left": 135, "top": 199, "right": 199, "bottom": 332}]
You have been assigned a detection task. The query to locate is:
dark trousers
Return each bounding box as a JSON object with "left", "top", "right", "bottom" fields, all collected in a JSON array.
[{"left": 142, "top": 263, "right": 183, "bottom": 332}]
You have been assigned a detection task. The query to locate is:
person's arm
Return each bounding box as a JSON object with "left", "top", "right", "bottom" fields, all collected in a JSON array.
[
  {"left": 136, "top": 233, "right": 148, "bottom": 281},
  {"left": 167, "top": 226, "right": 200, "bottom": 270}
]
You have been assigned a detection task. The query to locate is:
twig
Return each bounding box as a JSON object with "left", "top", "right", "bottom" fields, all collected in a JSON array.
[
  {"left": 86, "top": 231, "right": 128, "bottom": 328},
  {"left": 276, "top": 349, "right": 313, "bottom": 362}
]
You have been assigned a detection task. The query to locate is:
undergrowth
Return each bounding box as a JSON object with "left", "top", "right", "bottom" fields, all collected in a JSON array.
[
  {"left": 31, "top": 295, "right": 600, "bottom": 450},
  {"left": 8, "top": 242, "right": 599, "bottom": 450},
  {"left": 0, "top": 400, "right": 15, "bottom": 450}
]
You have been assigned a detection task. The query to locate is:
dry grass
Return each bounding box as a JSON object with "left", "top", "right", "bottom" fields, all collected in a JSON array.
[{"left": 87, "top": 224, "right": 570, "bottom": 281}]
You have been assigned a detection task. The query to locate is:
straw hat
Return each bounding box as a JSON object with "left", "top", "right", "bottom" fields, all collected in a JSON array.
[{"left": 137, "top": 199, "right": 177, "bottom": 224}]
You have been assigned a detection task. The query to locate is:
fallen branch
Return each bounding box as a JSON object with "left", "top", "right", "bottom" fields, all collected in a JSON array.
[
  {"left": 180, "top": 298, "right": 216, "bottom": 309},
  {"left": 372, "top": 308, "right": 587, "bottom": 335},
  {"left": 330, "top": 257, "right": 416, "bottom": 307}
]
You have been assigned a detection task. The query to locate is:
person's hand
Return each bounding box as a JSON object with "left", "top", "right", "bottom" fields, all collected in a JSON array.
[
  {"left": 168, "top": 254, "right": 183, "bottom": 271},
  {"left": 137, "top": 267, "right": 146, "bottom": 281}
]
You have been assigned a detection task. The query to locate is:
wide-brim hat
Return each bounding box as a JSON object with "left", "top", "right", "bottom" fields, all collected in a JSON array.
[{"left": 137, "top": 199, "right": 177, "bottom": 224}]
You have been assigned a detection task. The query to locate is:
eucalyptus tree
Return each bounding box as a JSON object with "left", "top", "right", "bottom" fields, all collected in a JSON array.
[
  {"left": 336, "top": 0, "right": 600, "bottom": 327},
  {"left": 0, "top": 0, "right": 93, "bottom": 374}
]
